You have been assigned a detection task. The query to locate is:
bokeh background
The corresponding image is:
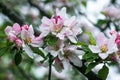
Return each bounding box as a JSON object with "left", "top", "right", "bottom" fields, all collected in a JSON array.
[{"left": 0, "top": 0, "right": 120, "bottom": 80}]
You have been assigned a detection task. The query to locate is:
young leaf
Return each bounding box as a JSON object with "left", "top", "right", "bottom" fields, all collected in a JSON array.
[
  {"left": 86, "top": 32, "right": 96, "bottom": 45},
  {"left": 45, "top": 34, "right": 58, "bottom": 46},
  {"left": 98, "top": 65, "right": 109, "bottom": 80},
  {"left": 85, "top": 62, "right": 98, "bottom": 74},
  {"left": 14, "top": 52, "right": 22, "bottom": 65},
  {"left": 96, "top": 19, "right": 111, "bottom": 27},
  {"left": 83, "top": 52, "right": 98, "bottom": 62},
  {"left": 75, "top": 41, "right": 88, "bottom": 47}
]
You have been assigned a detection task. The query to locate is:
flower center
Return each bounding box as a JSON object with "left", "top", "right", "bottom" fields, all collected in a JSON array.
[
  {"left": 54, "top": 45, "right": 59, "bottom": 51},
  {"left": 100, "top": 44, "right": 108, "bottom": 53},
  {"left": 25, "top": 38, "right": 31, "bottom": 43},
  {"left": 54, "top": 25, "right": 61, "bottom": 33}
]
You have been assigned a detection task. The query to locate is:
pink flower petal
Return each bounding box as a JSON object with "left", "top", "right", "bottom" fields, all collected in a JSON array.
[
  {"left": 96, "top": 32, "right": 106, "bottom": 46},
  {"left": 13, "top": 23, "right": 21, "bottom": 35}
]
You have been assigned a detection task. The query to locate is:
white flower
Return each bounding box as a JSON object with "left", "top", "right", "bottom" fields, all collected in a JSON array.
[
  {"left": 89, "top": 32, "right": 118, "bottom": 59},
  {"left": 57, "top": 16, "right": 82, "bottom": 43},
  {"left": 44, "top": 39, "right": 84, "bottom": 68},
  {"left": 21, "top": 25, "right": 43, "bottom": 58}
]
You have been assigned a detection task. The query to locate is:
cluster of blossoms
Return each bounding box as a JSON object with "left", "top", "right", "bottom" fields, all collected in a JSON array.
[
  {"left": 4, "top": 7, "right": 120, "bottom": 74},
  {"left": 5, "top": 7, "right": 83, "bottom": 71}
]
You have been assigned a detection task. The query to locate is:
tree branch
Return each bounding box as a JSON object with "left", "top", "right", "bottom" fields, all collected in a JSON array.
[
  {"left": 79, "top": 12, "right": 109, "bottom": 32},
  {"left": 27, "top": 0, "right": 51, "bottom": 18},
  {"left": 0, "top": 1, "right": 25, "bottom": 25},
  {"left": 0, "top": 1, "right": 41, "bottom": 36},
  {"left": 70, "top": 61, "right": 102, "bottom": 80}
]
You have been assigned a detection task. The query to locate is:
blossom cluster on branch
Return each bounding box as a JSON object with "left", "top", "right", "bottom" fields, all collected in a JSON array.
[{"left": 4, "top": 7, "right": 120, "bottom": 80}]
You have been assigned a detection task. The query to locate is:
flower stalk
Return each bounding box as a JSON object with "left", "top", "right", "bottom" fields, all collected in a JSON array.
[{"left": 48, "top": 54, "right": 52, "bottom": 80}]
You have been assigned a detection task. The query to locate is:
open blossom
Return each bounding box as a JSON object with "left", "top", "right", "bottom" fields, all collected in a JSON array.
[
  {"left": 103, "top": 6, "right": 120, "bottom": 19},
  {"left": 5, "top": 23, "right": 22, "bottom": 47},
  {"left": 89, "top": 32, "right": 118, "bottom": 59},
  {"left": 45, "top": 39, "right": 84, "bottom": 69},
  {"left": 57, "top": 16, "right": 82, "bottom": 43},
  {"left": 21, "top": 24, "right": 43, "bottom": 47},
  {"left": 21, "top": 24, "right": 43, "bottom": 58},
  {"left": 39, "top": 7, "right": 67, "bottom": 38}
]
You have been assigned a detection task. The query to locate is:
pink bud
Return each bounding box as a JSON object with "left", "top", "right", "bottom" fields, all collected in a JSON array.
[
  {"left": 110, "top": 30, "right": 117, "bottom": 35},
  {"left": 22, "top": 25, "right": 29, "bottom": 30},
  {"left": 15, "top": 38, "right": 23, "bottom": 47}
]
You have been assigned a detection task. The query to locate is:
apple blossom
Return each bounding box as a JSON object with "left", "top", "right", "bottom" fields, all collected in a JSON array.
[
  {"left": 57, "top": 16, "right": 82, "bottom": 43},
  {"left": 21, "top": 24, "right": 43, "bottom": 47},
  {"left": 89, "top": 32, "right": 118, "bottom": 59},
  {"left": 44, "top": 39, "right": 84, "bottom": 68},
  {"left": 5, "top": 23, "right": 22, "bottom": 47},
  {"left": 21, "top": 24, "right": 43, "bottom": 58},
  {"left": 103, "top": 6, "right": 120, "bottom": 19},
  {"left": 39, "top": 15, "right": 64, "bottom": 38},
  {"left": 5, "top": 23, "right": 21, "bottom": 42}
]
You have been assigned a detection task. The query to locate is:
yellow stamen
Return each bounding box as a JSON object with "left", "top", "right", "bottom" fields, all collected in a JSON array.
[
  {"left": 25, "top": 38, "right": 31, "bottom": 43},
  {"left": 100, "top": 44, "right": 108, "bottom": 53},
  {"left": 54, "top": 45, "right": 59, "bottom": 51}
]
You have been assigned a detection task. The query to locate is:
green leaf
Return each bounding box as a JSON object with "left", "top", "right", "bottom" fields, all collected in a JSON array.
[
  {"left": 82, "top": 46, "right": 90, "bottom": 52},
  {"left": 98, "top": 65, "right": 109, "bottom": 80},
  {"left": 96, "top": 19, "right": 110, "bottom": 27},
  {"left": 14, "top": 52, "right": 22, "bottom": 65},
  {"left": 83, "top": 52, "right": 98, "bottom": 62},
  {"left": 86, "top": 32, "right": 96, "bottom": 45},
  {"left": 75, "top": 42, "right": 88, "bottom": 46},
  {"left": 29, "top": 46, "right": 45, "bottom": 58},
  {"left": 45, "top": 34, "right": 58, "bottom": 46},
  {"left": 85, "top": 62, "right": 98, "bottom": 74}
]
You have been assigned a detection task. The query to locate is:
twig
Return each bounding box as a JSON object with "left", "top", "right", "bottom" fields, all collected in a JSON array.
[
  {"left": 17, "top": 66, "right": 32, "bottom": 80},
  {"left": 48, "top": 54, "right": 52, "bottom": 80},
  {"left": 0, "top": 1, "right": 41, "bottom": 36},
  {"left": 70, "top": 61, "right": 102, "bottom": 80},
  {"left": 79, "top": 12, "right": 109, "bottom": 32}
]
